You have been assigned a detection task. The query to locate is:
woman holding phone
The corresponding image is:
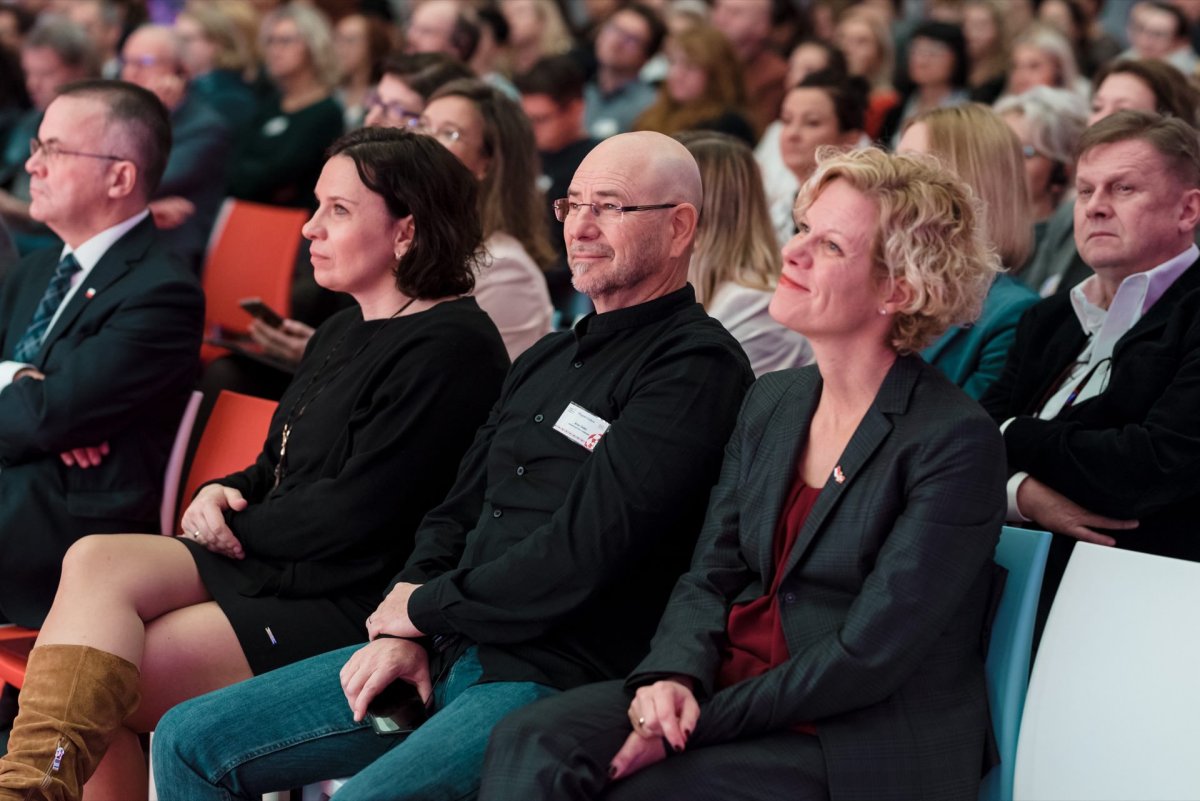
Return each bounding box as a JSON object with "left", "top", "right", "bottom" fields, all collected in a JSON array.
[{"left": 0, "top": 128, "right": 509, "bottom": 801}]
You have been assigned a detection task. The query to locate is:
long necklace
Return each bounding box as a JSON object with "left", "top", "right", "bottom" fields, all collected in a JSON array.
[{"left": 272, "top": 297, "right": 416, "bottom": 489}]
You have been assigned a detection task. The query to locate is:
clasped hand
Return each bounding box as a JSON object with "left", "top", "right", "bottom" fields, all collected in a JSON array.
[
  {"left": 365, "top": 581, "right": 424, "bottom": 640},
  {"left": 609, "top": 678, "right": 700, "bottom": 781},
  {"left": 179, "top": 483, "right": 248, "bottom": 559}
]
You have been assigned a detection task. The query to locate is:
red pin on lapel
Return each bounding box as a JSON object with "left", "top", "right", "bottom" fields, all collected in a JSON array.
[
  {"left": 833, "top": 465, "right": 846, "bottom": 484},
  {"left": 84, "top": 288, "right": 96, "bottom": 299}
]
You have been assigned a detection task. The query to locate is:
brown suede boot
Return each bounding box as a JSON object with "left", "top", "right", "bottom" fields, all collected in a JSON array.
[{"left": 0, "top": 645, "right": 140, "bottom": 801}]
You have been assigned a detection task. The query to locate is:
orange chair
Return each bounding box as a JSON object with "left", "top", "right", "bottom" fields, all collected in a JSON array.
[
  {"left": 0, "top": 391, "right": 219, "bottom": 692},
  {"left": 175, "top": 390, "right": 278, "bottom": 535},
  {"left": 200, "top": 199, "right": 307, "bottom": 364},
  {"left": 0, "top": 626, "right": 37, "bottom": 690},
  {"left": 0, "top": 392, "right": 278, "bottom": 693}
]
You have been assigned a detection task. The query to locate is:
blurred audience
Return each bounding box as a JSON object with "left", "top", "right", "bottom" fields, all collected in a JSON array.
[
  {"left": 501, "top": 0, "right": 574, "bottom": 76},
  {"left": 766, "top": 70, "right": 866, "bottom": 246},
  {"left": 995, "top": 86, "right": 1089, "bottom": 252},
  {"left": 835, "top": 8, "right": 898, "bottom": 138},
  {"left": 0, "top": 5, "right": 36, "bottom": 54},
  {"left": 0, "top": 17, "right": 98, "bottom": 255},
  {"left": 421, "top": 79, "right": 555, "bottom": 358},
  {"left": 881, "top": 20, "right": 970, "bottom": 146},
  {"left": 120, "top": 23, "right": 234, "bottom": 272},
  {"left": 1121, "top": 0, "right": 1197, "bottom": 75},
  {"left": 472, "top": 5, "right": 519, "bottom": 97},
  {"left": 678, "top": 130, "right": 812, "bottom": 376},
  {"left": 65, "top": 0, "right": 123, "bottom": 79},
  {"left": 174, "top": 1, "right": 259, "bottom": 137},
  {"left": 0, "top": 215, "right": 15, "bottom": 288},
  {"left": 635, "top": 23, "right": 755, "bottom": 146},
  {"left": 514, "top": 54, "right": 598, "bottom": 318},
  {"left": 333, "top": 12, "right": 392, "bottom": 130},
  {"left": 229, "top": 3, "right": 343, "bottom": 209},
  {"left": 585, "top": 3, "right": 664, "bottom": 139},
  {"left": 364, "top": 51, "right": 472, "bottom": 130},
  {"left": 1004, "top": 23, "right": 1087, "bottom": 99},
  {"left": 962, "top": 0, "right": 1010, "bottom": 102},
  {"left": 899, "top": 104, "right": 1040, "bottom": 399},
  {"left": 755, "top": 40, "right": 847, "bottom": 246},
  {"left": 711, "top": 0, "right": 785, "bottom": 137}
]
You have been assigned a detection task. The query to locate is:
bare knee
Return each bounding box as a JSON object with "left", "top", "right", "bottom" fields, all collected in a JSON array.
[{"left": 60, "top": 534, "right": 127, "bottom": 588}]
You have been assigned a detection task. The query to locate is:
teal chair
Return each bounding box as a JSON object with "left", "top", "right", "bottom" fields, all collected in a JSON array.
[{"left": 979, "top": 526, "right": 1051, "bottom": 801}]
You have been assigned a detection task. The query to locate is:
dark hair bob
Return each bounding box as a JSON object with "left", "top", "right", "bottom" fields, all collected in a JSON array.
[{"left": 328, "top": 127, "right": 482, "bottom": 298}]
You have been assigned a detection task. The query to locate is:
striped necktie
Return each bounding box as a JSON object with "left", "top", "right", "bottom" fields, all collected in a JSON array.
[{"left": 12, "top": 253, "right": 82, "bottom": 363}]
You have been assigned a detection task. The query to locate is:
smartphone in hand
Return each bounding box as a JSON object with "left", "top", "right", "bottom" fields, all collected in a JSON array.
[
  {"left": 365, "top": 680, "right": 429, "bottom": 736},
  {"left": 238, "top": 297, "right": 285, "bottom": 329}
]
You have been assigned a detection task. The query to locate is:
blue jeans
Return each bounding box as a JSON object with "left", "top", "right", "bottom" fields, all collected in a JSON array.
[{"left": 152, "top": 644, "right": 558, "bottom": 801}]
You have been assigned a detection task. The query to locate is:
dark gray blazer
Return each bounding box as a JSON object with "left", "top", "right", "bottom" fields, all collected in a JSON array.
[{"left": 630, "top": 354, "right": 1007, "bottom": 801}]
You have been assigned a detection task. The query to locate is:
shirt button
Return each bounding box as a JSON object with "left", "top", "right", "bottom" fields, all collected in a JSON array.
[
  {"left": 783, "top": 592, "right": 797, "bottom": 604},
  {"left": 516, "top": 466, "right": 525, "bottom": 476},
  {"left": 492, "top": 509, "right": 503, "bottom": 518},
  {"left": 534, "top": 414, "right": 544, "bottom": 423},
  {"left": 573, "top": 360, "right": 583, "bottom": 368}
]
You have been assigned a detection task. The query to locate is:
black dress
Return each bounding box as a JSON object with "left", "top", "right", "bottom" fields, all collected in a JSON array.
[{"left": 183, "top": 298, "right": 509, "bottom": 673}]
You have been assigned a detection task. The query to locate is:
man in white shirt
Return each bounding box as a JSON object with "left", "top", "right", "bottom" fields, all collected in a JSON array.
[
  {"left": 981, "top": 110, "right": 1200, "bottom": 619},
  {"left": 0, "top": 80, "right": 203, "bottom": 628}
]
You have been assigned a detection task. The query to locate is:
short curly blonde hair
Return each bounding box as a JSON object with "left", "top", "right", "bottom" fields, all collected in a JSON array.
[{"left": 795, "top": 147, "right": 1002, "bottom": 353}]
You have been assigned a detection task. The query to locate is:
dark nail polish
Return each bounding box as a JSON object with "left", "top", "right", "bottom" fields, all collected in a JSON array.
[
  {"left": 673, "top": 743, "right": 683, "bottom": 752},
  {"left": 608, "top": 765, "right": 617, "bottom": 777}
]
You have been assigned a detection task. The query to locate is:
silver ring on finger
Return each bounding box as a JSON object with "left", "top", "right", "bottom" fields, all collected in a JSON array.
[
  {"left": 637, "top": 716, "right": 645, "bottom": 727},
  {"left": 191, "top": 531, "right": 202, "bottom": 540}
]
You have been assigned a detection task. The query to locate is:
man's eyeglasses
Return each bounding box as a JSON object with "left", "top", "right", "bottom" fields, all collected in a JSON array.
[
  {"left": 552, "top": 199, "right": 679, "bottom": 223},
  {"left": 365, "top": 92, "right": 421, "bottom": 128},
  {"left": 29, "top": 138, "right": 126, "bottom": 163}
]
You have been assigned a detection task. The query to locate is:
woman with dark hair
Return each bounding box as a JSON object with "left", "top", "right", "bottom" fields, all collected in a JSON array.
[
  {"left": 420, "top": 78, "right": 555, "bottom": 359},
  {"left": 1088, "top": 57, "right": 1200, "bottom": 127},
  {"left": 0, "top": 128, "right": 510, "bottom": 801},
  {"left": 226, "top": 53, "right": 476, "bottom": 379},
  {"left": 765, "top": 69, "right": 867, "bottom": 245},
  {"left": 880, "top": 21, "right": 971, "bottom": 147}
]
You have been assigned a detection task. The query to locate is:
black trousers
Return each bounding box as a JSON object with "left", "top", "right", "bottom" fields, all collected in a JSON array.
[{"left": 480, "top": 679, "right": 828, "bottom": 801}]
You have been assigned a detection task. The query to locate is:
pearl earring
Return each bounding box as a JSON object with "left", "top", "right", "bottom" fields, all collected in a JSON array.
[{"left": 878, "top": 308, "right": 888, "bottom": 316}]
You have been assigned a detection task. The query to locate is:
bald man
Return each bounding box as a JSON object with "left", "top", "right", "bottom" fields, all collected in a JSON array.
[{"left": 153, "top": 132, "right": 754, "bottom": 801}]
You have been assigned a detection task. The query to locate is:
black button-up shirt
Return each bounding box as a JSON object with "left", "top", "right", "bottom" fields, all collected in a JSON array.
[{"left": 398, "top": 285, "right": 754, "bottom": 689}]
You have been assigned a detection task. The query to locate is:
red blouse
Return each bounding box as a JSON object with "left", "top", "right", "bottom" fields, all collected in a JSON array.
[{"left": 716, "top": 475, "right": 821, "bottom": 733}]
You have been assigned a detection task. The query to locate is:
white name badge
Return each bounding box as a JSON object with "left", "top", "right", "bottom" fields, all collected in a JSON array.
[{"left": 553, "top": 402, "right": 611, "bottom": 452}]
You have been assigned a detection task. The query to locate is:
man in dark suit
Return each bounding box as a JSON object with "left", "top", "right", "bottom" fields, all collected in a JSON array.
[
  {"left": 120, "top": 24, "right": 233, "bottom": 272},
  {"left": 0, "top": 79, "right": 204, "bottom": 628},
  {"left": 981, "top": 110, "right": 1200, "bottom": 612}
]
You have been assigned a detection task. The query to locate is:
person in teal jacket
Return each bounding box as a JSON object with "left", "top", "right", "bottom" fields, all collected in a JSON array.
[
  {"left": 923, "top": 273, "right": 1038, "bottom": 399},
  {"left": 898, "top": 103, "right": 1040, "bottom": 399}
]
